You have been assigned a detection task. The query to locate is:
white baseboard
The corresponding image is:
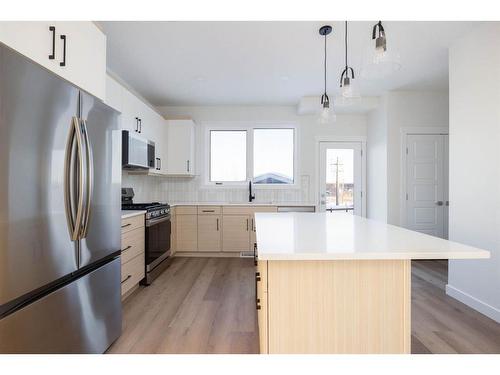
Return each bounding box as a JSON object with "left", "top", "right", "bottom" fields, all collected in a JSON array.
[{"left": 446, "top": 284, "right": 500, "bottom": 323}]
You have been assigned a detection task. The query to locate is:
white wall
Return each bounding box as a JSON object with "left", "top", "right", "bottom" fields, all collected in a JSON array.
[
  {"left": 367, "top": 95, "right": 388, "bottom": 222},
  {"left": 124, "top": 105, "right": 367, "bottom": 204},
  {"left": 366, "top": 90, "right": 449, "bottom": 225},
  {"left": 446, "top": 23, "right": 500, "bottom": 323},
  {"left": 386, "top": 91, "right": 449, "bottom": 225}
]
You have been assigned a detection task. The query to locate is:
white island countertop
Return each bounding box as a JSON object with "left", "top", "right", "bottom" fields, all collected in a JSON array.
[{"left": 255, "top": 212, "right": 490, "bottom": 260}]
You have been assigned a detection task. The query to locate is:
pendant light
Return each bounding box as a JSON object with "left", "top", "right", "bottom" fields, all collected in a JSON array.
[
  {"left": 339, "top": 21, "right": 361, "bottom": 100},
  {"left": 318, "top": 25, "right": 335, "bottom": 124},
  {"left": 361, "top": 20, "right": 401, "bottom": 79}
]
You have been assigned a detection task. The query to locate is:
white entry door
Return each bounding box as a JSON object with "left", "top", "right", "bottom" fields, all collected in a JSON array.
[
  {"left": 319, "top": 142, "right": 363, "bottom": 216},
  {"left": 405, "top": 134, "right": 449, "bottom": 238}
]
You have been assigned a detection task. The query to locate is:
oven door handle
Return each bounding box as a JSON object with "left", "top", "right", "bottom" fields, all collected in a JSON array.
[{"left": 146, "top": 214, "right": 171, "bottom": 227}]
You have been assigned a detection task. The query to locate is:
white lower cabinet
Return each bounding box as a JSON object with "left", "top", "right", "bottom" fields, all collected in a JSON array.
[{"left": 0, "top": 21, "right": 106, "bottom": 100}]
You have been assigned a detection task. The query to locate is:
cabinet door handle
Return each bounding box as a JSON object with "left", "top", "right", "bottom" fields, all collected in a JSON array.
[
  {"left": 138, "top": 118, "right": 142, "bottom": 133},
  {"left": 121, "top": 245, "right": 132, "bottom": 253},
  {"left": 59, "top": 35, "right": 66, "bottom": 67},
  {"left": 187, "top": 160, "right": 190, "bottom": 172},
  {"left": 121, "top": 274, "right": 132, "bottom": 284},
  {"left": 254, "top": 243, "right": 258, "bottom": 266},
  {"left": 246, "top": 218, "right": 249, "bottom": 231},
  {"left": 49, "top": 26, "right": 56, "bottom": 60},
  {"left": 121, "top": 223, "right": 131, "bottom": 228},
  {"left": 134, "top": 117, "right": 139, "bottom": 132},
  {"left": 155, "top": 157, "right": 160, "bottom": 170},
  {"left": 158, "top": 158, "right": 161, "bottom": 170},
  {"left": 252, "top": 218, "right": 255, "bottom": 232},
  {"left": 216, "top": 218, "right": 219, "bottom": 231}
]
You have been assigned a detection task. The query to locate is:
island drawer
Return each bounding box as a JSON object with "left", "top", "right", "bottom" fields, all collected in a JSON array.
[{"left": 256, "top": 260, "right": 268, "bottom": 293}]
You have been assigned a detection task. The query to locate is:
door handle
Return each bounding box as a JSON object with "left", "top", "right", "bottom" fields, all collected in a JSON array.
[
  {"left": 60, "top": 35, "right": 66, "bottom": 67},
  {"left": 49, "top": 26, "right": 56, "bottom": 59},
  {"left": 80, "top": 119, "right": 93, "bottom": 239},
  {"left": 64, "top": 117, "right": 85, "bottom": 241},
  {"left": 435, "top": 201, "right": 444, "bottom": 206}
]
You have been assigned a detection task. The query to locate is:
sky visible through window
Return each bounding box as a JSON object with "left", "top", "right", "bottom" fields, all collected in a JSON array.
[
  {"left": 253, "top": 129, "right": 294, "bottom": 184},
  {"left": 210, "top": 130, "right": 247, "bottom": 182},
  {"left": 209, "top": 128, "right": 295, "bottom": 184}
]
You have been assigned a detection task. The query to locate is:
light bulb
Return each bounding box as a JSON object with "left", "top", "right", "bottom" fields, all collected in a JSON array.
[{"left": 341, "top": 77, "right": 361, "bottom": 99}]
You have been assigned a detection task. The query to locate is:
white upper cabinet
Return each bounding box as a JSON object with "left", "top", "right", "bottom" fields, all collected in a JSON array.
[
  {"left": 166, "top": 119, "right": 196, "bottom": 176},
  {"left": 105, "top": 75, "right": 123, "bottom": 113},
  {"left": 0, "top": 21, "right": 106, "bottom": 100}
]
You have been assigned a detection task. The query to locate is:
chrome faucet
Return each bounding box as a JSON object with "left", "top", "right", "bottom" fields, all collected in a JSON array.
[{"left": 249, "top": 180, "right": 255, "bottom": 202}]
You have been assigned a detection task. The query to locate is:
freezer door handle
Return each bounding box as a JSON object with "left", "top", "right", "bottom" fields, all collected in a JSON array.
[
  {"left": 80, "top": 119, "right": 93, "bottom": 239},
  {"left": 64, "top": 116, "right": 85, "bottom": 242}
]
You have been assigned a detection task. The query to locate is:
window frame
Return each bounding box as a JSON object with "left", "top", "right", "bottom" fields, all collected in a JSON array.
[{"left": 203, "top": 121, "right": 299, "bottom": 189}]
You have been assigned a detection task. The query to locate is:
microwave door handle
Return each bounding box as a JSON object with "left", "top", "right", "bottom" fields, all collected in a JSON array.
[
  {"left": 80, "top": 119, "right": 93, "bottom": 239},
  {"left": 64, "top": 116, "right": 85, "bottom": 242}
]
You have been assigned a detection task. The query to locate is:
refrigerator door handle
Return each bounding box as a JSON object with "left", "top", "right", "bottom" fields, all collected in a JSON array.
[
  {"left": 80, "top": 119, "right": 93, "bottom": 239},
  {"left": 64, "top": 116, "right": 85, "bottom": 241}
]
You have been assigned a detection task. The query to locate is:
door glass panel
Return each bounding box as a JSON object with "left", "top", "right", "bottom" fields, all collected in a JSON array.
[{"left": 325, "top": 149, "right": 354, "bottom": 214}]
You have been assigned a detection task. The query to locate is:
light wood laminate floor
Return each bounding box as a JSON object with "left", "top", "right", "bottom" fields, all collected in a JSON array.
[{"left": 107, "top": 257, "right": 500, "bottom": 354}]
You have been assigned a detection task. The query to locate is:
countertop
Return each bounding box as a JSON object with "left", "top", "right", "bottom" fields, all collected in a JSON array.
[
  {"left": 121, "top": 210, "right": 147, "bottom": 219},
  {"left": 255, "top": 212, "right": 490, "bottom": 261}
]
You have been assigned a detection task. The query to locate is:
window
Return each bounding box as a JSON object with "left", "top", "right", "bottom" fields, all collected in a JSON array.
[
  {"left": 253, "top": 128, "right": 294, "bottom": 184},
  {"left": 210, "top": 130, "right": 247, "bottom": 182},
  {"left": 207, "top": 125, "right": 296, "bottom": 186}
]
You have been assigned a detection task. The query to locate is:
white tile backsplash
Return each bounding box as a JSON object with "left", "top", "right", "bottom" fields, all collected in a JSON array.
[{"left": 122, "top": 172, "right": 313, "bottom": 204}]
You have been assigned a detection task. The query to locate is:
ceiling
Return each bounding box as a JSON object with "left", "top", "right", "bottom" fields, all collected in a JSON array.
[{"left": 99, "top": 21, "right": 481, "bottom": 106}]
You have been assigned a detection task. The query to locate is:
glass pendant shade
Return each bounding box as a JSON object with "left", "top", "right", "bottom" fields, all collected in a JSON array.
[
  {"left": 318, "top": 96, "right": 336, "bottom": 124},
  {"left": 361, "top": 21, "right": 401, "bottom": 79},
  {"left": 341, "top": 76, "right": 361, "bottom": 99}
]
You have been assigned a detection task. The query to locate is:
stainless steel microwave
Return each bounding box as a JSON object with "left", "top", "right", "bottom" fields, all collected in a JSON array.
[{"left": 122, "top": 130, "right": 155, "bottom": 170}]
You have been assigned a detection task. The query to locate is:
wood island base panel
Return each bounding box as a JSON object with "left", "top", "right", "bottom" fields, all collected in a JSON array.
[{"left": 257, "top": 259, "right": 411, "bottom": 354}]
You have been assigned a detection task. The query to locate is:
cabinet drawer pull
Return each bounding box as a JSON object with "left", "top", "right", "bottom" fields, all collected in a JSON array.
[
  {"left": 49, "top": 26, "right": 56, "bottom": 59},
  {"left": 121, "top": 274, "right": 132, "bottom": 284},
  {"left": 121, "top": 223, "right": 131, "bottom": 228},
  {"left": 202, "top": 210, "right": 215, "bottom": 213},
  {"left": 121, "top": 245, "right": 132, "bottom": 253},
  {"left": 60, "top": 35, "right": 66, "bottom": 67}
]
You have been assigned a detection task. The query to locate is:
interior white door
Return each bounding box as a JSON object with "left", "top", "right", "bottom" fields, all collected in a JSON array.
[
  {"left": 405, "top": 134, "right": 448, "bottom": 238},
  {"left": 318, "top": 142, "right": 363, "bottom": 216}
]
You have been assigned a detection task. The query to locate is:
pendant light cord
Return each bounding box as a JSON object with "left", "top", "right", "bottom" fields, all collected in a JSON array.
[
  {"left": 324, "top": 32, "right": 327, "bottom": 95},
  {"left": 345, "top": 21, "right": 348, "bottom": 71}
]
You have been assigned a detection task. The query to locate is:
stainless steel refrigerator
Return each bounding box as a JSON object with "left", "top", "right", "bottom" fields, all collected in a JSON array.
[{"left": 0, "top": 43, "right": 122, "bottom": 353}]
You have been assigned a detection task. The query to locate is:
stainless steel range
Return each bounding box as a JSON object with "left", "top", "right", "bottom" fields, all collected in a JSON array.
[{"left": 122, "top": 188, "right": 172, "bottom": 285}]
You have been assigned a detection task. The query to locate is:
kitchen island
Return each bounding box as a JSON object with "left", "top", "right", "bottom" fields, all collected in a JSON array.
[{"left": 254, "top": 212, "right": 490, "bottom": 354}]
